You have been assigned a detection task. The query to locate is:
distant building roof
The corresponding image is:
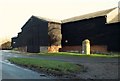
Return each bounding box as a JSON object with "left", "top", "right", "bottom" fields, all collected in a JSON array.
[{"left": 61, "top": 7, "right": 119, "bottom": 24}]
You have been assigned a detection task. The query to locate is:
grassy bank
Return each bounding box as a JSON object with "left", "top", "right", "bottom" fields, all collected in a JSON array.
[
  {"left": 8, "top": 58, "right": 83, "bottom": 77},
  {"left": 9, "top": 50, "right": 120, "bottom": 58},
  {"left": 39, "top": 52, "right": 120, "bottom": 58}
]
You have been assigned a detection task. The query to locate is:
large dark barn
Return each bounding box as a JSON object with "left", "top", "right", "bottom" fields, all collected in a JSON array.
[
  {"left": 61, "top": 7, "right": 120, "bottom": 53},
  {"left": 12, "top": 16, "right": 62, "bottom": 53},
  {"left": 11, "top": 7, "right": 120, "bottom": 53},
  {"left": 61, "top": 17, "right": 120, "bottom": 52}
]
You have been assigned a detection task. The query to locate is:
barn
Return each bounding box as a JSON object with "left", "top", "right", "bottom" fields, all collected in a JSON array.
[
  {"left": 11, "top": 7, "right": 120, "bottom": 53},
  {"left": 60, "top": 7, "right": 120, "bottom": 53},
  {"left": 12, "top": 16, "right": 62, "bottom": 53}
]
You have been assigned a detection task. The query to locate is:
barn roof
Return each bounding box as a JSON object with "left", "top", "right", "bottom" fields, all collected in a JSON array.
[
  {"left": 22, "top": 7, "right": 119, "bottom": 27},
  {"left": 61, "top": 7, "right": 119, "bottom": 24},
  {"left": 106, "top": 7, "right": 119, "bottom": 24},
  {"left": 21, "top": 15, "right": 62, "bottom": 29},
  {"left": 35, "top": 16, "right": 62, "bottom": 23}
]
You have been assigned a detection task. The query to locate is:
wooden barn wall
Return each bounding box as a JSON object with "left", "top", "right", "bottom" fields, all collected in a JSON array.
[
  {"left": 61, "top": 16, "right": 120, "bottom": 52},
  {"left": 105, "top": 22, "right": 120, "bottom": 52},
  {"left": 12, "top": 16, "right": 48, "bottom": 53},
  {"left": 26, "top": 16, "right": 48, "bottom": 53},
  {"left": 11, "top": 37, "right": 18, "bottom": 48}
]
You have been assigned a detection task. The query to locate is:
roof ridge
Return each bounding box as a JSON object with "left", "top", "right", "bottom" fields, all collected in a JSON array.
[
  {"left": 61, "top": 7, "right": 117, "bottom": 23},
  {"left": 34, "top": 15, "right": 62, "bottom": 23}
]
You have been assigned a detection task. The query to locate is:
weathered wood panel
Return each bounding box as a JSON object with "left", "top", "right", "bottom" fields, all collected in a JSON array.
[{"left": 61, "top": 16, "right": 120, "bottom": 52}]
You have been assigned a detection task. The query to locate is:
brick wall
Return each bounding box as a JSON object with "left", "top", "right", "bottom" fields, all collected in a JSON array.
[
  {"left": 91, "top": 45, "right": 107, "bottom": 53},
  {"left": 60, "top": 45, "right": 107, "bottom": 53},
  {"left": 60, "top": 46, "right": 82, "bottom": 52}
]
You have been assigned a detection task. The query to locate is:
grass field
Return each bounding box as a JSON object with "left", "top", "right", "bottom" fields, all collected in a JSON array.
[
  {"left": 8, "top": 58, "right": 83, "bottom": 76},
  {"left": 9, "top": 50, "right": 120, "bottom": 58},
  {"left": 38, "top": 52, "right": 120, "bottom": 58}
]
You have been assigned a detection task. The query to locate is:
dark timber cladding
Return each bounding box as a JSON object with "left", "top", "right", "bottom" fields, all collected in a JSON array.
[
  {"left": 61, "top": 7, "right": 120, "bottom": 52},
  {"left": 25, "top": 16, "right": 48, "bottom": 53},
  {"left": 11, "top": 7, "right": 120, "bottom": 53},
  {"left": 11, "top": 15, "right": 62, "bottom": 53},
  {"left": 12, "top": 16, "right": 49, "bottom": 53},
  {"left": 61, "top": 16, "right": 120, "bottom": 52}
]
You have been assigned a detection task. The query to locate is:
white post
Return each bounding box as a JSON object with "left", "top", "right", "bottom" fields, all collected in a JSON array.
[{"left": 82, "top": 39, "right": 90, "bottom": 55}]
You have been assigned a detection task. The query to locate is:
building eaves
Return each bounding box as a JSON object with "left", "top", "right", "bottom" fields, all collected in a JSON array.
[
  {"left": 21, "top": 7, "right": 118, "bottom": 29},
  {"left": 106, "top": 7, "right": 120, "bottom": 24},
  {"left": 61, "top": 7, "right": 117, "bottom": 24},
  {"left": 34, "top": 16, "right": 62, "bottom": 24}
]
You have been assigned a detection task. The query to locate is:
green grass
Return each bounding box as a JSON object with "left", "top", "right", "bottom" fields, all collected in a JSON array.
[
  {"left": 8, "top": 58, "right": 82, "bottom": 76},
  {"left": 39, "top": 52, "right": 120, "bottom": 58},
  {"left": 9, "top": 50, "right": 120, "bottom": 58}
]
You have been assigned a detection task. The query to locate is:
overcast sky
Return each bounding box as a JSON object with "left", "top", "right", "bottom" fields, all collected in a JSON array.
[{"left": 0, "top": 0, "right": 119, "bottom": 44}]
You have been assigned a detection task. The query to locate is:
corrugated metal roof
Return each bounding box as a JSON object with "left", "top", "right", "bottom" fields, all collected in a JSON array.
[{"left": 61, "top": 7, "right": 118, "bottom": 24}]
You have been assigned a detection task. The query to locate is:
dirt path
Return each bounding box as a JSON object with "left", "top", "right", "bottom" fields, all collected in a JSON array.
[{"left": 76, "top": 63, "right": 119, "bottom": 79}]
